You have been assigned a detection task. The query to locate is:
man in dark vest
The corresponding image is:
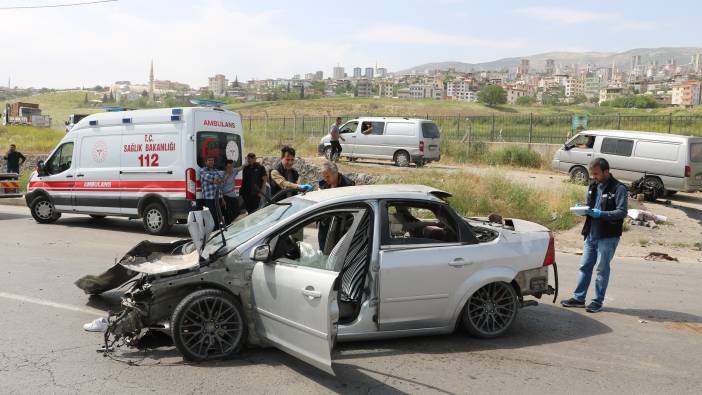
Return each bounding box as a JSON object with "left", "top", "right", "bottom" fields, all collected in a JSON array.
[
  {"left": 562, "top": 158, "right": 628, "bottom": 313},
  {"left": 269, "top": 146, "right": 312, "bottom": 201}
]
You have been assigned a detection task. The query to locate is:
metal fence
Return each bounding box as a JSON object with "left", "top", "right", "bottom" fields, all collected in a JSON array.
[{"left": 241, "top": 113, "right": 702, "bottom": 145}]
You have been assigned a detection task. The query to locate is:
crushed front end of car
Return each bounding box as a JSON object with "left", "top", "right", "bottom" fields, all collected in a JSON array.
[{"left": 76, "top": 238, "right": 259, "bottom": 357}]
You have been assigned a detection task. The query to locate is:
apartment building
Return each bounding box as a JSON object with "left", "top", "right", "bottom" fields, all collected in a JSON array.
[
  {"left": 564, "top": 77, "right": 584, "bottom": 98},
  {"left": 446, "top": 79, "right": 476, "bottom": 101},
  {"left": 671, "top": 80, "right": 701, "bottom": 108},
  {"left": 208, "top": 74, "right": 228, "bottom": 96},
  {"left": 503, "top": 84, "right": 528, "bottom": 104}
]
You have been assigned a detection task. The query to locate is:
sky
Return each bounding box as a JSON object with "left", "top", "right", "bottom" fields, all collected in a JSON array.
[{"left": 0, "top": 0, "right": 700, "bottom": 88}]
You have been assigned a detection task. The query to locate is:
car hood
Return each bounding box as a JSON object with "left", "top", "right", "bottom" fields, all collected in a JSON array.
[{"left": 75, "top": 239, "right": 196, "bottom": 295}]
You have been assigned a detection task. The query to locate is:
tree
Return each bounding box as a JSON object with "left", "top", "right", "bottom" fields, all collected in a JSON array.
[
  {"left": 573, "top": 94, "right": 588, "bottom": 104},
  {"left": 514, "top": 96, "right": 536, "bottom": 106},
  {"left": 478, "top": 85, "right": 507, "bottom": 107}
]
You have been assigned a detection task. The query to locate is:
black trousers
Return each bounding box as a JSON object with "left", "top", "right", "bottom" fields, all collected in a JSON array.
[
  {"left": 330, "top": 140, "right": 342, "bottom": 159},
  {"left": 223, "top": 196, "right": 240, "bottom": 225},
  {"left": 202, "top": 199, "right": 222, "bottom": 229},
  {"left": 243, "top": 194, "right": 260, "bottom": 214}
]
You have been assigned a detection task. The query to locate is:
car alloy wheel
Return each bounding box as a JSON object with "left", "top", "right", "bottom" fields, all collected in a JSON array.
[
  {"left": 142, "top": 202, "right": 171, "bottom": 235},
  {"left": 146, "top": 208, "right": 163, "bottom": 230},
  {"left": 171, "top": 289, "right": 246, "bottom": 361},
  {"left": 395, "top": 151, "right": 410, "bottom": 167},
  {"left": 463, "top": 281, "right": 518, "bottom": 338},
  {"left": 324, "top": 146, "right": 332, "bottom": 160}
]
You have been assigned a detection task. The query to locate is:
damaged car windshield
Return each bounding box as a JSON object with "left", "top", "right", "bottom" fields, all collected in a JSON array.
[{"left": 205, "top": 197, "right": 314, "bottom": 253}]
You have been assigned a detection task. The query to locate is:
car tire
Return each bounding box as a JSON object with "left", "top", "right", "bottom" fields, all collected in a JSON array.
[
  {"left": 30, "top": 195, "right": 61, "bottom": 224},
  {"left": 89, "top": 214, "right": 106, "bottom": 220},
  {"left": 171, "top": 289, "right": 247, "bottom": 362},
  {"left": 643, "top": 177, "right": 665, "bottom": 202},
  {"left": 323, "top": 146, "right": 332, "bottom": 160},
  {"left": 569, "top": 166, "right": 589, "bottom": 185},
  {"left": 142, "top": 202, "right": 171, "bottom": 235},
  {"left": 461, "top": 281, "right": 519, "bottom": 339},
  {"left": 394, "top": 150, "right": 411, "bottom": 167}
]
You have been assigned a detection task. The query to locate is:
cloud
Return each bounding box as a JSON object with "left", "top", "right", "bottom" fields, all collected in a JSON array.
[
  {"left": 353, "top": 24, "right": 523, "bottom": 49},
  {"left": 0, "top": 1, "right": 356, "bottom": 87},
  {"left": 514, "top": 6, "right": 654, "bottom": 30}
]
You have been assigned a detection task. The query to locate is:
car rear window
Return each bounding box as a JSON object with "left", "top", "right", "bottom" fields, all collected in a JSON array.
[
  {"left": 691, "top": 142, "right": 702, "bottom": 162},
  {"left": 197, "top": 132, "right": 242, "bottom": 170},
  {"left": 422, "top": 122, "right": 440, "bottom": 138}
]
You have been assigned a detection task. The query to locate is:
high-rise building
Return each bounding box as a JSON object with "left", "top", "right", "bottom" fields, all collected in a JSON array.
[
  {"left": 518, "top": 59, "right": 530, "bottom": 76},
  {"left": 353, "top": 67, "right": 362, "bottom": 79},
  {"left": 208, "top": 74, "right": 228, "bottom": 96},
  {"left": 545, "top": 59, "right": 555, "bottom": 75},
  {"left": 332, "top": 66, "right": 345, "bottom": 80},
  {"left": 376, "top": 67, "right": 387, "bottom": 78},
  {"left": 314, "top": 71, "right": 323, "bottom": 80},
  {"left": 631, "top": 55, "right": 642, "bottom": 70},
  {"left": 694, "top": 54, "right": 702, "bottom": 73},
  {"left": 364, "top": 67, "right": 374, "bottom": 80}
]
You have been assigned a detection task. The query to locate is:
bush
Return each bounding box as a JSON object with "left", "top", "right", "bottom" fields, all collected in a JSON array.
[
  {"left": 601, "top": 95, "right": 658, "bottom": 109},
  {"left": 440, "top": 142, "right": 544, "bottom": 168},
  {"left": 515, "top": 96, "right": 536, "bottom": 106}
]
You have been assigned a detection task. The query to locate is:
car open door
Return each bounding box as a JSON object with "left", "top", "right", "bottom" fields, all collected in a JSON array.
[
  {"left": 250, "top": 208, "right": 368, "bottom": 374},
  {"left": 251, "top": 260, "right": 338, "bottom": 374}
]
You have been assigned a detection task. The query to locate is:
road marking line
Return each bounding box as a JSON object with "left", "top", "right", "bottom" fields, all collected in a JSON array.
[{"left": 0, "top": 292, "right": 105, "bottom": 316}]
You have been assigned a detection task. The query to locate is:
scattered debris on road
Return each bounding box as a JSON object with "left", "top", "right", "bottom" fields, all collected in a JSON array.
[{"left": 644, "top": 252, "right": 679, "bottom": 262}]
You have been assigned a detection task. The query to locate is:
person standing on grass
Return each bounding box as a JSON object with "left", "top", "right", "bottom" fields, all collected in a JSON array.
[
  {"left": 561, "top": 158, "right": 627, "bottom": 313},
  {"left": 240, "top": 153, "right": 268, "bottom": 214},
  {"left": 329, "top": 117, "right": 345, "bottom": 161},
  {"left": 269, "top": 146, "right": 313, "bottom": 202},
  {"left": 199, "top": 157, "right": 225, "bottom": 229},
  {"left": 4, "top": 144, "right": 26, "bottom": 174},
  {"left": 221, "top": 159, "right": 241, "bottom": 225}
]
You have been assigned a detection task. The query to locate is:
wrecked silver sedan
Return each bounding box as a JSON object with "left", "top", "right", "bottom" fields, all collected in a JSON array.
[{"left": 77, "top": 184, "right": 557, "bottom": 374}]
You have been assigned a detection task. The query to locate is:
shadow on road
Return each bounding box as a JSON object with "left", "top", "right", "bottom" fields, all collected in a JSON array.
[
  {"left": 605, "top": 307, "right": 702, "bottom": 323},
  {"left": 0, "top": 212, "right": 31, "bottom": 220},
  {"left": 106, "top": 303, "right": 610, "bottom": 394},
  {"left": 49, "top": 216, "right": 190, "bottom": 237}
]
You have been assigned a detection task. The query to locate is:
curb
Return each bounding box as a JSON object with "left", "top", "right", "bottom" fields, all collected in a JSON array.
[{"left": 0, "top": 197, "right": 26, "bottom": 207}]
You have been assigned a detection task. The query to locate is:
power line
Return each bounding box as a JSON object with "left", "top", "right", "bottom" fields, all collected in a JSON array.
[{"left": 0, "top": 0, "right": 118, "bottom": 10}]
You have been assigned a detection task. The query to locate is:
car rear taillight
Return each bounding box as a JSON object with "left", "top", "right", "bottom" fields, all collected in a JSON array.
[
  {"left": 684, "top": 165, "right": 691, "bottom": 178},
  {"left": 543, "top": 232, "right": 555, "bottom": 266},
  {"left": 419, "top": 141, "right": 425, "bottom": 153},
  {"left": 185, "top": 168, "right": 197, "bottom": 200}
]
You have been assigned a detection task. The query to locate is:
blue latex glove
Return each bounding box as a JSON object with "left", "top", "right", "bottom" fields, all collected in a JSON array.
[
  {"left": 588, "top": 208, "right": 602, "bottom": 218},
  {"left": 575, "top": 202, "right": 583, "bottom": 207},
  {"left": 299, "top": 184, "right": 313, "bottom": 192}
]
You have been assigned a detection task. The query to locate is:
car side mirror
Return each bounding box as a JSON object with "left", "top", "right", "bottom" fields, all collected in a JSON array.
[
  {"left": 37, "top": 160, "right": 46, "bottom": 176},
  {"left": 251, "top": 245, "right": 271, "bottom": 262}
]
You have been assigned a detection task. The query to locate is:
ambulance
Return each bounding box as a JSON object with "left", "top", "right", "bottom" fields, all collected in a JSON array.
[{"left": 25, "top": 107, "right": 244, "bottom": 234}]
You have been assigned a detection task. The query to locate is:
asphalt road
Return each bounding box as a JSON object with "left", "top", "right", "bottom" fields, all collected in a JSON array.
[{"left": 1, "top": 204, "right": 701, "bottom": 394}]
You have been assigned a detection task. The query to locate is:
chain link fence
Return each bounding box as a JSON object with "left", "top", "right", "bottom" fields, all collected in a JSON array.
[{"left": 242, "top": 113, "right": 702, "bottom": 146}]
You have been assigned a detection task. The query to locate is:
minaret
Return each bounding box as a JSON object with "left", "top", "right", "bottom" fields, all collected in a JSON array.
[{"left": 148, "top": 60, "right": 155, "bottom": 101}]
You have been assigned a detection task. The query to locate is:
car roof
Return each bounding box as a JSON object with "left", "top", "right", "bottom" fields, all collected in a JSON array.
[
  {"left": 581, "top": 129, "right": 699, "bottom": 141},
  {"left": 299, "top": 184, "right": 451, "bottom": 204},
  {"left": 349, "top": 117, "right": 431, "bottom": 123}
]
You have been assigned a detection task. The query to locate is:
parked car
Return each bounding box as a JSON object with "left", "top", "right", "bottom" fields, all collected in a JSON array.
[
  {"left": 77, "top": 184, "right": 557, "bottom": 374},
  {"left": 318, "top": 117, "right": 441, "bottom": 167},
  {"left": 552, "top": 130, "right": 702, "bottom": 195},
  {"left": 25, "top": 107, "right": 244, "bottom": 234}
]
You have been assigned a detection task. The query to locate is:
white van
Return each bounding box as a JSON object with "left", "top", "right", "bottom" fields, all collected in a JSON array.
[
  {"left": 552, "top": 130, "right": 702, "bottom": 194},
  {"left": 318, "top": 117, "right": 441, "bottom": 166},
  {"left": 25, "top": 107, "right": 244, "bottom": 234}
]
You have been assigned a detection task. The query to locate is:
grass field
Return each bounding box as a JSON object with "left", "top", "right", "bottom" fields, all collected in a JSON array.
[
  {"left": 1, "top": 91, "right": 103, "bottom": 131},
  {"left": 0, "top": 125, "right": 65, "bottom": 153},
  {"left": 388, "top": 170, "right": 585, "bottom": 231}
]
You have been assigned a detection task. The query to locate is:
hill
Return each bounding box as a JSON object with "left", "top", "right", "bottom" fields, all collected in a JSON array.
[{"left": 400, "top": 47, "right": 702, "bottom": 74}]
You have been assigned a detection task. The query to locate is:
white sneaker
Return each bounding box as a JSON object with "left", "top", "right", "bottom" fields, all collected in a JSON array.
[{"left": 83, "top": 317, "right": 109, "bottom": 332}]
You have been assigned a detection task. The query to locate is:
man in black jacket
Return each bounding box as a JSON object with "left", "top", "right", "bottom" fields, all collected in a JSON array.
[
  {"left": 561, "top": 158, "right": 628, "bottom": 313},
  {"left": 317, "top": 161, "right": 355, "bottom": 249},
  {"left": 4, "top": 144, "right": 26, "bottom": 174}
]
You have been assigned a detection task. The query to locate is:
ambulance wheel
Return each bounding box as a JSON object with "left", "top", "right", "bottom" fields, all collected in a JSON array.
[
  {"left": 142, "top": 202, "right": 171, "bottom": 235},
  {"left": 30, "top": 196, "right": 61, "bottom": 224}
]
